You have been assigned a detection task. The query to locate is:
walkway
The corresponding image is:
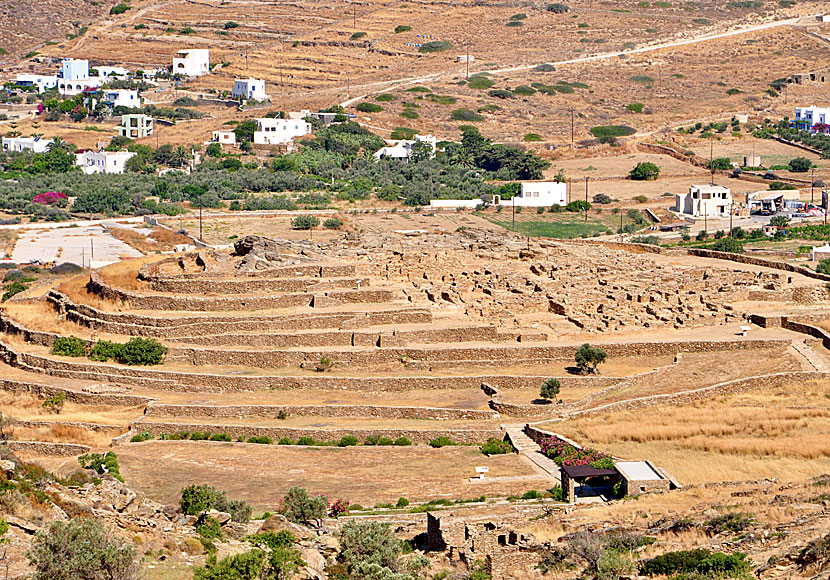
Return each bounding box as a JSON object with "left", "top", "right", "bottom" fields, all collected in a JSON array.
[
  {"left": 503, "top": 425, "right": 561, "bottom": 484},
  {"left": 791, "top": 340, "right": 830, "bottom": 372}
]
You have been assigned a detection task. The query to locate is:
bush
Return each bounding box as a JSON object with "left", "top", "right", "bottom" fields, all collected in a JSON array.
[
  {"left": 356, "top": 102, "right": 382, "bottom": 113},
  {"left": 419, "top": 41, "right": 452, "bottom": 52},
  {"left": 88, "top": 340, "right": 123, "bottom": 362},
  {"left": 130, "top": 431, "right": 153, "bottom": 443},
  {"left": 394, "top": 25, "right": 412, "bottom": 33},
  {"left": 209, "top": 433, "right": 232, "bottom": 442},
  {"left": 709, "top": 157, "right": 732, "bottom": 170},
  {"left": 633, "top": 194, "right": 648, "bottom": 203},
  {"left": 789, "top": 156, "right": 812, "bottom": 172},
  {"left": 522, "top": 489, "right": 543, "bottom": 499},
  {"left": 590, "top": 125, "right": 636, "bottom": 140},
  {"left": 110, "top": 3, "right": 131, "bottom": 14},
  {"left": 27, "top": 518, "right": 139, "bottom": 580},
  {"left": 350, "top": 31, "right": 367, "bottom": 40},
  {"left": 480, "top": 438, "right": 514, "bottom": 455},
  {"left": 712, "top": 236, "right": 744, "bottom": 254},
  {"left": 42, "top": 391, "right": 66, "bottom": 414},
  {"left": 393, "top": 436, "right": 412, "bottom": 446},
  {"left": 291, "top": 215, "right": 320, "bottom": 230},
  {"left": 297, "top": 436, "right": 316, "bottom": 446},
  {"left": 547, "top": 3, "right": 570, "bottom": 11},
  {"left": 450, "top": 108, "right": 484, "bottom": 122},
  {"left": 429, "top": 436, "right": 456, "bottom": 448},
  {"left": 281, "top": 487, "right": 327, "bottom": 524},
  {"left": 1, "top": 280, "right": 28, "bottom": 301},
  {"left": 488, "top": 89, "right": 514, "bottom": 99},
  {"left": 247, "top": 436, "right": 272, "bottom": 445},
  {"left": 396, "top": 497, "right": 410, "bottom": 508},
  {"left": 78, "top": 451, "right": 122, "bottom": 481},
  {"left": 196, "top": 517, "right": 222, "bottom": 539},
  {"left": 627, "top": 102, "right": 645, "bottom": 113},
  {"left": 540, "top": 378, "right": 561, "bottom": 400},
  {"left": 181, "top": 484, "right": 252, "bottom": 522},
  {"left": 51, "top": 336, "right": 86, "bottom": 357},
  {"left": 629, "top": 162, "right": 660, "bottom": 181},
  {"left": 377, "top": 437, "right": 394, "bottom": 445},
  {"left": 338, "top": 435, "right": 359, "bottom": 447},
  {"left": 817, "top": 259, "right": 830, "bottom": 275},
  {"left": 323, "top": 218, "right": 344, "bottom": 229},
  {"left": 641, "top": 548, "right": 749, "bottom": 576},
  {"left": 705, "top": 512, "right": 754, "bottom": 534},
  {"left": 593, "top": 193, "right": 612, "bottom": 204},
  {"left": 467, "top": 76, "right": 495, "bottom": 90},
  {"left": 116, "top": 337, "right": 167, "bottom": 365}
]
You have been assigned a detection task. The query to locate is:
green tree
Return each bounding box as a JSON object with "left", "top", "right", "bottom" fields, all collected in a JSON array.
[
  {"left": 574, "top": 343, "right": 607, "bottom": 375},
  {"left": 27, "top": 518, "right": 139, "bottom": 580},
  {"left": 205, "top": 142, "right": 222, "bottom": 157},
  {"left": 817, "top": 259, "right": 830, "bottom": 275},
  {"left": 788, "top": 156, "right": 812, "bottom": 173},
  {"left": 628, "top": 162, "right": 660, "bottom": 181},
  {"left": 540, "top": 378, "right": 561, "bottom": 400},
  {"left": 709, "top": 157, "right": 732, "bottom": 171},
  {"left": 711, "top": 237, "right": 743, "bottom": 253},
  {"left": 169, "top": 145, "right": 191, "bottom": 168},
  {"left": 291, "top": 215, "right": 320, "bottom": 230},
  {"left": 281, "top": 487, "right": 327, "bottom": 525},
  {"left": 234, "top": 120, "right": 258, "bottom": 143},
  {"left": 768, "top": 215, "right": 790, "bottom": 228}
]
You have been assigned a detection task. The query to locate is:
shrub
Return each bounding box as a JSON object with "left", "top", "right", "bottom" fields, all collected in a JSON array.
[
  {"left": 42, "top": 391, "right": 66, "bottom": 414},
  {"left": 488, "top": 89, "right": 514, "bottom": 99},
  {"left": 110, "top": 3, "right": 131, "bottom": 14},
  {"left": 224, "top": 21, "right": 239, "bottom": 29},
  {"left": 396, "top": 497, "right": 410, "bottom": 508},
  {"left": 51, "top": 336, "right": 86, "bottom": 357},
  {"left": 467, "top": 75, "right": 495, "bottom": 90},
  {"left": 429, "top": 436, "right": 456, "bottom": 448},
  {"left": 247, "top": 436, "right": 272, "bottom": 445},
  {"left": 338, "top": 435, "right": 359, "bottom": 447},
  {"left": 181, "top": 484, "right": 252, "bottom": 522},
  {"left": 323, "top": 218, "right": 344, "bottom": 229},
  {"left": 376, "top": 93, "right": 396, "bottom": 102},
  {"left": 2, "top": 280, "right": 28, "bottom": 301},
  {"left": 590, "top": 125, "right": 636, "bottom": 143},
  {"left": 78, "top": 451, "right": 122, "bottom": 481},
  {"left": 281, "top": 487, "right": 327, "bottom": 524},
  {"left": 629, "top": 162, "right": 660, "bottom": 181},
  {"left": 593, "top": 193, "right": 612, "bottom": 204},
  {"left": 549, "top": 485, "right": 565, "bottom": 501},
  {"left": 419, "top": 41, "right": 452, "bottom": 52},
  {"left": 27, "top": 518, "right": 139, "bottom": 580},
  {"left": 278, "top": 437, "right": 295, "bottom": 445},
  {"left": 350, "top": 31, "right": 367, "bottom": 40},
  {"left": 817, "top": 259, "right": 830, "bottom": 275},
  {"left": 450, "top": 108, "right": 484, "bottom": 122},
  {"left": 524, "top": 133, "right": 543, "bottom": 141},
  {"left": 394, "top": 25, "right": 412, "bottom": 33},
  {"left": 575, "top": 343, "right": 607, "bottom": 374},
  {"left": 291, "top": 215, "right": 320, "bottom": 230},
  {"left": 393, "top": 436, "right": 412, "bottom": 446},
  {"left": 709, "top": 157, "right": 732, "bottom": 170},
  {"left": 712, "top": 236, "right": 744, "bottom": 254},
  {"left": 88, "top": 340, "right": 123, "bottom": 362},
  {"left": 705, "top": 512, "right": 754, "bottom": 534},
  {"left": 513, "top": 85, "right": 536, "bottom": 96},
  {"left": 400, "top": 109, "right": 419, "bottom": 119},
  {"left": 641, "top": 548, "right": 749, "bottom": 576},
  {"left": 627, "top": 102, "right": 645, "bottom": 113},
  {"left": 540, "top": 378, "right": 561, "bottom": 400},
  {"left": 480, "top": 438, "right": 514, "bottom": 455},
  {"left": 789, "top": 156, "right": 812, "bottom": 172},
  {"left": 116, "top": 337, "right": 167, "bottom": 365},
  {"left": 377, "top": 437, "right": 394, "bottom": 445},
  {"left": 522, "top": 489, "right": 543, "bottom": 499},
  {"left": 130, "top": 431, "right": 153, "bottom": 443},
  {"left": 547, "top": 3, "right": 570, "bottom": 11},
  {"left": 356, "top": 102, "right": 382, "bottom": 113},
  {"left": 209, "top": 433, "right": 232, "bottom": 442},
  {"left": 196, "top": 517, "right": 222, "bottom": 539},
  {"left": 297, "top": 436, "right": 316, "bottom": 446}
]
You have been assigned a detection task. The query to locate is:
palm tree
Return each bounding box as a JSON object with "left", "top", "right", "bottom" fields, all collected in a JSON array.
[
  {"left": 46, "top": 136, "right": 69, "bottom": 152},
  {"left": 448, "top": 147, "right": 473, "bottom": 169},
  {"left": 169, "top": 145, "right": 191, "bottom": 168}
]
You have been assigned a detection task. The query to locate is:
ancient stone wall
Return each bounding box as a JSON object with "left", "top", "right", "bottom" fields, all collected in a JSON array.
[
  {"left": 6, "top": 441, "right": 91, "bottom": 456},
  {"left": 688, "top": 249, "right": 830, "bottom": 283},
  {"left": 0, "top": 378, "right": 151, "bottom": 406}
]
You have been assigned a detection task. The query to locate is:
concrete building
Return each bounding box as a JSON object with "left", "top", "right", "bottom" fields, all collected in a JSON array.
[
  {"left": 373, "top": 134, "right": 437, "bottom": 161},
  {"left": 11, "top": 74, "right": 58, "bottom": 93},
  {"left": 173, "top": 49, "right": 210, "bottom": 77},
  {"left": 95, "top": 66, "right": 130, "bottom": 78},
  {"left": 101, "top": 89, "right": 141, "bottom": 109},
  {"left": 674, "top": 185, "right": 732, "bottom": 218},
  {"left": 1, "top": 136, "right": 51, "bottom": 153},
  {"left": 118, "top": 114, "right": 154, "bottom": 138},
  {"left": 211, "top": 130, "right": 237, "bottom": 145},
  {"left": 61, "top": 58, "right": 89, "bottom": 81},
  {"left": 253, "top": 118, "right": 311, "bottom": 145},
  {"left": 75, "top": 150, "right": 136, "bottom": 174},
  {"left": 793, "top": 106, "right": 830, "bottom": 133},
  {"left": 510, "top": 181, "right": 568, "bottom": 207},
  {"left": 232, "top": 78, "right": 268, "bottom": 101},
  {"left": 746, "top": 190, "right": 801, "bottom": 213},
  {"left": 615, "top": 461, "right": 673, "bottom": 497}
]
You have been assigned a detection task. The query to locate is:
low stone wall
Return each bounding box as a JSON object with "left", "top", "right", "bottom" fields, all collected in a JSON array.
[
  {"left": 137, "top": 254, "right": 356, "bottom": 281},
  {"left": 145, "top": 402, "right": 498, "bottom": 421},
  {"left": 688, "top": 249, "right": 830, "bottom": 283},
  {"left": 0, "top": 378, "right": 151, "bottom": 407},
  {"left": 0, "top": 313, "right": 61, "bottom": 348},
  {"left": 14, "top": 419, "right": 126, "bottom": 434},
  {"left": 87, "top": 272, "right": 398, "bottom": 312},
  {"left": 781, "top": 318, "right": 830, "bottom": 349},
  {"left": 6, "top": 441, "right": 91, "bottom": 456},
  {"left": 129, "top": 421, "right": 500, "bottom": 445},
  {"left": 147, "top": 276, "right": 366, "bottom": 295},
  {"left": 49, "top": 290, "right": 433, "bottom": 337}
]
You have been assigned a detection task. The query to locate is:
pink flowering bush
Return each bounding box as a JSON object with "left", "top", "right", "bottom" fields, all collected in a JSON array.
[
  {"left": 539, "top": 436, "right": 612, "bottom": 468},
  {"left": 33, "top": 191, "right": 68, "bottom": 206},
  {"left": 328, "top": 498, "right": 350, "bottom": 518}
]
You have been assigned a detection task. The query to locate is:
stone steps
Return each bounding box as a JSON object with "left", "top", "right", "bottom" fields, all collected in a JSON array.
[{"left": 503, "top": 425, "right": 561, "bottom": 483}]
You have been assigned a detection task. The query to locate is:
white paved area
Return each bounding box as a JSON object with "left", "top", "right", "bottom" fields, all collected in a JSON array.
[{"left": 10, "top": 224, "right": 144, "bottom": 267}]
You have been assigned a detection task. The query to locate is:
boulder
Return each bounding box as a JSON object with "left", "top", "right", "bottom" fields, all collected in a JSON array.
[
  {"left": 0, "top": 459, "right": 15, "bottom": 477},
  {"left": 260, "top": 514, "right": 314, "bottom": 540},
  {"left": 207, "top": 510, "right": 232, "bottom": 524}
]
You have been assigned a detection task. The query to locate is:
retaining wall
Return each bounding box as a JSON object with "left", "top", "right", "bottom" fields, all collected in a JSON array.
[
  {"left": 146, "top": 276, "right": 366, "bottom": 295},
  {"left": 0, "top": 378, "right": 151, "bottom": 406},
  {"left": 6, "top": 441, "right": 91, "bottom": 456},
  {"left": 687, "top": 249, "right": 830, "bottom": 283},
  {"left": 128, "top": 421, "right": 500, "bottom": 445}
]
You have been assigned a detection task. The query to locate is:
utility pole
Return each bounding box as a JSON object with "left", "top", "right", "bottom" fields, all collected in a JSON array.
[
  {"left": 811, "top": 167, "right": 815, "bottom": 205},
  {"left": 90, "top": 239, "right": 94, "bottom": 261},
  {"left": 619, "top": 209, "right": 623, "bottom": 241},
  {"left": 729, "top": 202, "right": 733, "bottom": 237},
  {"left": 512, "top": 199, "right": 515, "bottom": 230},
  {"left": 584, "top": 176, "right": 588, "bottom": 222},
  {"left": 709, "top": 138, "right": 714, "bottom": 186},
  {"left": 353, "top": 3, "right": 356, "bottom": 29},
  {"left": 465, "top": 46, "right": 469, "bottom": 80},
  {"left": 704, "top": 213, "right": 707, "bottom": 238},
  {"left": 199, "top": 193, "right": 203, "bottom": 241},
  {"left": 570, "top": 109, "right": 575, "bottom": 145}
]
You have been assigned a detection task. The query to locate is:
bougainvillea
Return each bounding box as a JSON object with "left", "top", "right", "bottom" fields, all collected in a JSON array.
[
  {"left": 328, "top": 498, "right": 350, "bottom": 518},
  {"left": 33, "top": 191, "right": 67, "bottom": 206},
  {"left": 539, "top": 436, "right": 612, "bottom": 468}
]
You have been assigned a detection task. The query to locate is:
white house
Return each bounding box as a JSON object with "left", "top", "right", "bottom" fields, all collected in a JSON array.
[
  {"left": 101, "top": 89, "right": 141, "bottom": 109},
  {"left": 373, "top": 134, "right": 437, "bottom": 161},
  {"left": 12, "top": 74, "right": 58, "bottom": 93},
  {"left": 232, "top": 78, "right": 268, "bottom": 101},
  {"left": 1, "top": 136, "right": 51, "bottom": 153},
  {"left": 793, "top": 106, "right": 830, "bottom": 133},
  {"left": 507, "top": 181, "right": 568, "bottom": 207},
  {"left": 253, "top": 118, "right": 312, "bottom": 145},
  {"left": 173, "top": 49, "right": 210, "bottom": 77},
  {"left": 75, "top": 150, "right": 136, "bottom": 174},
  {"left": 674, "top": 185, "right": 732, "bottom": 218},
  {"left": 95, "top": 66, "right": 130, "bottom": 78},
  {"left": 211, "top": 130, "right": 237, "bottom": 145},
  {"left": 58, "top": 59, "right": 103, "bottom": 97}
]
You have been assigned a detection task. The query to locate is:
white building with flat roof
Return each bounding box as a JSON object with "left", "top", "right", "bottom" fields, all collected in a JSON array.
[
  {"left": 173, "top": 49, "right": 210, "bottom": 77},
  {"left": 793, "top": 105, "right": 830, "bottom": 133},
  {"left": 212, "top": 130, "right": 237, "bottom": 145},
  {"left": 1, "top": 136, "right": 51, "bottom": 153},
  {"left": 101, "top": 89, "right": 141, "bottom": 109},
  {"left": 508, "top": 181, "right": 568, "bottom": 207},
  {"left": 674, "top": 185, "right": 732, "bottom": 217},
  {"left": 253, "top": 118, "right": 311, "bottom": 145},
  {"left": 373, "top": 134, "right": 437, "bottom": 161},
  {"left": 12, "top": 74, "right": 58, "bottom": 93},
  {"left": 75, "top": 150, "right": 136, "bottom": 174},
  {"left": 232, "top": 78, "right": 268, "bottom": 101}
]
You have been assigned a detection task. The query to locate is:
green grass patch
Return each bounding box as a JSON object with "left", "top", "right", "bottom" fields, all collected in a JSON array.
[
  {"left": 350, "top": 31, "right": 367, "bottom": 40},
  {"left": 394, "top": 25, "right": 412, "bottom": 33},
  {"left": 419, "top": 41, "right": 452, "bottom": 53},
  {"left": 390, "top": 127, "right": 417, "bottom": 139},
  {"left": 467, "top": 75, "right": 495, "bottom": 90},
  {"left": 375, "top": 93, "right": 396, "bottom": 102},
  {"left": 491, "top": 219, "right": 610, "bottom": 238},
  {"left": 405, "top": 86, "right": 431, "bottom": 93},
  {"left": 400, "top": 109, "right": 420, "bottom": 119}
]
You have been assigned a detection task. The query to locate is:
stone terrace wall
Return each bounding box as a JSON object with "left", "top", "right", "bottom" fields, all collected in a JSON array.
[
  {"left": 146, "top": 276, "right": 366, "bottom": 295},
  {"left": 145, "top": 402, "right": 498, "bottom": 421},
  {"left": 49, "top": 290, "right": 433, "bottom": 337},
  {"left": 138, "top": 256, "right": 355, "bottom": 280},
  {"left": 7, "top": 441, "right": 91, "bottom": 456},
  {"left": 87, "top": 272, "right": 397, "bottom": 311},
  {"left": 0, "top": 378, "right": 151, "bottom": 406},
  {"left": 129, "top": 421, "right": 500, "bottom": 445},
  {"left": 688, "top": 249, "right": 830, "bottom": 283}
]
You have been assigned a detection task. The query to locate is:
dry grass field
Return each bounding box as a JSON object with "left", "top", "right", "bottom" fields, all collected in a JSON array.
[
  {"left": 548, "top": 377, "right": 830, "bottom": 483},
  {"left": 116, "top": 440, "right": 545, "bottom": 507}
]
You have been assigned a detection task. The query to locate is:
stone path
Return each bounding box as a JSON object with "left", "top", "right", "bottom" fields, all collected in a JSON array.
[
  {"left": 790, "top": 340, "right": 830, "bottom": 372},
  {"left": 503, "top": 425, "right": 561, "bottom": 484}
]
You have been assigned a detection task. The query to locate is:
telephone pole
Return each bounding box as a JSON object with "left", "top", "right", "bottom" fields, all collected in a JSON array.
[
  {"left": 465, "top": 46, "right": 469, "bottom": 80},
  {"left": 811, "top": 167, "right": 816, "bottom": 205},
  {"left": 584, "top": 176, "right": 588, "bottom": 222},
  {"left": 570, "top": 109, "right": 575, "bottom": 145},
  {"left": 353, "top": 3, "right": 356, "bottom": 29},
  {"left": 199, "top": 192, "right": 203, "bottom": 241},
  {"left": 709, "top": 138, "right": 714, "bottom": 186}
]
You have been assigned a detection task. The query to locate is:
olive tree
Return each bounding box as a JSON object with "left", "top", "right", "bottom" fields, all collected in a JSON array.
[
  {"left": 574, "top": 343, "right": 607, "bottom": 375},
  {"left": 540, "top": 378, "right": 561, "bottom": 401}
]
